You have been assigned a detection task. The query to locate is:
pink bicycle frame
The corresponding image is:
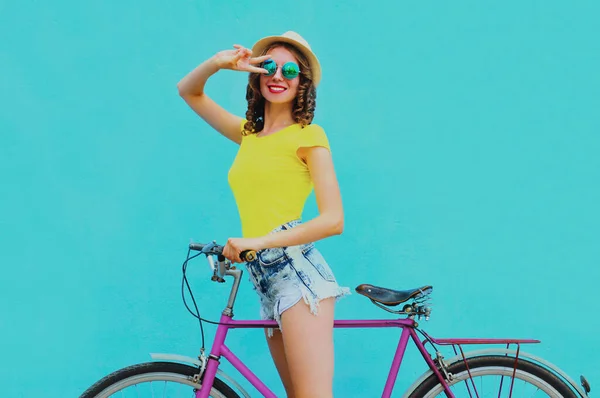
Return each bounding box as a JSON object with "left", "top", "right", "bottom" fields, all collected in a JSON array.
[
  {"left": 187, "top": 250, "right": 539, "bottom": 398},
  {"left": 194, "top": 313, "right": 539, "bottom": 398}
]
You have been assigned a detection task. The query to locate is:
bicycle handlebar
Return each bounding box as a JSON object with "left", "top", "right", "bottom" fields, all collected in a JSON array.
[
  {"left": 189, "top": 243, "right": 205, "bottom": 251},
  {"left": 189, "top": 242, "right": 256, "bottom": 263}
]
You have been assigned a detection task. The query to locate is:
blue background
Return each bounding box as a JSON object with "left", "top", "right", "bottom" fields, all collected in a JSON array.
[{"left": 2, "top": 0, "right": 598, "bottom": 396}]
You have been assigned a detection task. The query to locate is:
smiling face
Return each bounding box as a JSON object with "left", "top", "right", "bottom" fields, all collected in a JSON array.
[
  {"left": 243, "top": 42, "right": 317, "bottom": 135},
  {"left": 259, "top": 46, "right": 300, "bottom": 105}
]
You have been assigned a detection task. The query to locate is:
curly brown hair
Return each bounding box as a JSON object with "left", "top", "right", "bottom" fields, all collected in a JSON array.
[{"left": 242, "top": 42, "right": 317, "bottom": 135}]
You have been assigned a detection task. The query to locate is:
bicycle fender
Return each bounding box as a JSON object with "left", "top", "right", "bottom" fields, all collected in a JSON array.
[
  {"left": 149, "top": 353, "right": 251, "bottom": 398},
  {"left": 401, "top": 348, "right": 588, "bottom": 398}
]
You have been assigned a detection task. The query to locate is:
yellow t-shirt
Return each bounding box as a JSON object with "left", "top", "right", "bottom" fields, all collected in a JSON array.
[{"left": 227, "top": 122, "right": 330, "bottom": 238}]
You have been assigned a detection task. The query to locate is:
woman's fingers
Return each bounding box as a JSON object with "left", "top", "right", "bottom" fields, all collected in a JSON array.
[
  {"left": 228, "top": 250, "right": 241, "bottom": 263},
  {"left": 231, "top": 51, "right": 244, "bottom": 67},
  {"left": 223, "top": 244, "right": 235, "bottom": 262},
  {"left": 249, "top": 54, "right": 271, "bottom": 64},
  {"left": 247, "top": 64, "right": 269, "bottom": 73},
  {"left": 233, "top": 44, "right": 252, "bottom": 56},
  {"left": 224, "top": 240, "right": 242, "bottom": 263},
  {"left": 225, "top": 45, "right": 268, "bottom": 73}
]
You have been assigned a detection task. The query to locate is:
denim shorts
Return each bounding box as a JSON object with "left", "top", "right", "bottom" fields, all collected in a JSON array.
[{"left": 245, "top": 220, "right": 351, "bottom": 336}]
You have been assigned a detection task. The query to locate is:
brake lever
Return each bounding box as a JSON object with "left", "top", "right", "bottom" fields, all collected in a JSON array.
[
  {"left": 201, "top": 241, "right": 219, "bottom": 255},
  {"left": 206, "top": 255, "right": 216, "bottom": 272}
]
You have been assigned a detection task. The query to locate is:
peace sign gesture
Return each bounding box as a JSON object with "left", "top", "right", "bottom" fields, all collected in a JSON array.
[{"left": 214, "top": 45, "right": 271, "bottom": 74}]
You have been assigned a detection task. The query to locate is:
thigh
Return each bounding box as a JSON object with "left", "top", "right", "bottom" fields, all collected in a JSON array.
[{"left": 280, "top": 297, "right": 336, "bottom": 398}]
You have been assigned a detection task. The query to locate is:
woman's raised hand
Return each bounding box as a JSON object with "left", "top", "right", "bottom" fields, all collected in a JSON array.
[{"left": 214, "top": 45, "right": 271, "bottom": 74}]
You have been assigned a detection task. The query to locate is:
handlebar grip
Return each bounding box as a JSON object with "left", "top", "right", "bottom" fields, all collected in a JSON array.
[
  {"left": 240, "top": 250, "right": 257, "bottom": 262},
  {"left": 189, "top": 243, "right": 204, "bottom": 251}
]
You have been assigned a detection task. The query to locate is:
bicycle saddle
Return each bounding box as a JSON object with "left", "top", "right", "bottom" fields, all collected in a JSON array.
[{"left": 355, "top": 284, "right": 433, "bottom": 306}]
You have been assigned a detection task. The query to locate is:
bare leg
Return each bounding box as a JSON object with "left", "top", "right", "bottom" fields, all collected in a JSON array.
[
  {"left": 266, "top": 328, "right": 296, "bottom": 398},
  {"left": 280, "top": 297, "right": 336, "bottom": 398}
]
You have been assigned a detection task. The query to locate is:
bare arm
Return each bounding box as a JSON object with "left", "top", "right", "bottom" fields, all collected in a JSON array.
[
  {"left": 177, "top": 47, "right": 269, "bottom": 144},
  {"left": 259, "top": 146, "right": 344, "bottom": 248}
]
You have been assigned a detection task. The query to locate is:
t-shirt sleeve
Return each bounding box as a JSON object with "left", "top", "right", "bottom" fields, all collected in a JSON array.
[{"left": 297, "top": 124, "right": 330, "bottom": 151}]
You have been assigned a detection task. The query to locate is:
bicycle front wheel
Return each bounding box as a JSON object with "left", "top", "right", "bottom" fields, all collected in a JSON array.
[
  {"left": 79, "top": 361, "right": 240, "bottom": 398},
  {"left": 409, "top": 355, "right": 577, "bottom": 398}
]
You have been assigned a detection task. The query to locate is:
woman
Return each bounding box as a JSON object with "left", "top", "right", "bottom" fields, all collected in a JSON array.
[{"left": 177, "top": 31, "right": 349, "bottom": 398}]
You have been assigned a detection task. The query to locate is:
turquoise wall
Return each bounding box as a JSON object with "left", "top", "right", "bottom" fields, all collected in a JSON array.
[{"left": 2, "top": 0, "right": 598, "bottom": 396}]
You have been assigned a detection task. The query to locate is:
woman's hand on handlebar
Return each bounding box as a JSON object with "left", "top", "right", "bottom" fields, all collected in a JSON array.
[{"left": 223, "top": 237, "right": 263, "bottom": 263}]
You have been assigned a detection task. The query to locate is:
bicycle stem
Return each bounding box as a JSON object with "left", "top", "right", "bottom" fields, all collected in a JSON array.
[{"left": 222, "top": 267, "right": 243, "bottom": 317}]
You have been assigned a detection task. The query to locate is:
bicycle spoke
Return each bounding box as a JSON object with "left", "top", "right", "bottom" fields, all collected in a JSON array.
[
  {"left": 463, "top": 376, "right": 474, "bottom": 398},
  {"left": 418, "top": 359, "right": 570, "bottom": 398},
  {"left": 498, "top": 374, "right": 506, "bottom": 397}
]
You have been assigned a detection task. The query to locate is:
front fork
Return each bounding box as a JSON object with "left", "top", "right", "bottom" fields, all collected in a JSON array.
[
  {"left": 191, "top": 349, "right": 209, "bottom": 385},
  {"left": 193, "top": 265, "right": 243, "bottom": 396},
  {"left": 194, "top": 313, "right": 232, "bottom": 398}
]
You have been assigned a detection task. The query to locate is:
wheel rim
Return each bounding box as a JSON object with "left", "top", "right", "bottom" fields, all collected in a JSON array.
[
  {"left": 93, "top": 371, "right": 228, "bottom": 398},
  {"left": 422, "top": 366, "right": 563, "bottom": 397}
]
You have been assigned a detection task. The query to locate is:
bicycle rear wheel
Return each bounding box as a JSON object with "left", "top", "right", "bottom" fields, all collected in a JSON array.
[
  {"left": 409, "top": 355, "right": 577, "bottom": 398},
  {"left": 79, "top": 361, "right": 240, "bottom": 398}
]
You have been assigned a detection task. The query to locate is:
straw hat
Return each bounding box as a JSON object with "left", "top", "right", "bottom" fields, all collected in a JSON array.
[{"left": 251, "top": 31, "right": 322, "bottom": 87}]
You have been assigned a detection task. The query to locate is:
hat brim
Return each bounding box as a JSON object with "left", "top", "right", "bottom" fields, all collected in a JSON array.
[{"left": 251, "top": 35, "right": 321, "bottom": 87}]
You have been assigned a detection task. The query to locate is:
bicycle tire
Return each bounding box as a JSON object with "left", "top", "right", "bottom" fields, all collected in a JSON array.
[
  {"left": 79, "top": 361, "right": 240, "bottom": 398},
  {"left": 409, "top": 355, "right": 577, "bottom": 398}
]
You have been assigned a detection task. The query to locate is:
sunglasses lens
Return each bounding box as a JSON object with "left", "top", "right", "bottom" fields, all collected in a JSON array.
[
  {"left": 282, "top": 62, "right": 300, "bottom": 79},
  {"left": 263, "top": 59, "right": 276, "bottom": 76}
]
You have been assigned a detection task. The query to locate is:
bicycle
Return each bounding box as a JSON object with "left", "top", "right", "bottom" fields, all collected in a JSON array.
[{"left": 80, "top": 241, "right": 592, "bottom": 397}]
